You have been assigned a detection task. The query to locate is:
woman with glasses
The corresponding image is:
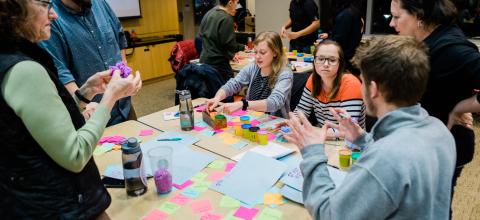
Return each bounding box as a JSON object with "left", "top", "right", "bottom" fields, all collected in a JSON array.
[
  {"left": 206, "top": 31, "right": 293, "bottom": 118},
  {"left": 295, "top": 40, "right": 365, "bottom": 136},
  {"left": 0, "top": 0, "right": 141, "bottom": 219}
]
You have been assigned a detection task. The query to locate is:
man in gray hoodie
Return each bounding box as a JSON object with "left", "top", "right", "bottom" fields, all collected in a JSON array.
[{"left": 284, "top": 35, "right": 456, "bottom": 219}]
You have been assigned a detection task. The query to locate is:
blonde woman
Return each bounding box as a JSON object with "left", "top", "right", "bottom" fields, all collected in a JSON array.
[{"left": 207, "top": 31, "right": 293, "bottom": 118}]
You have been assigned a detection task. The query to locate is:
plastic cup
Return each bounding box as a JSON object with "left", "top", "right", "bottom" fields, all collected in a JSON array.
[
  {"left": 249, "top": 127, "right": 259, "bottom": 142},
  {"left": 148, "top": 147, "right": 173, "bottom": 194},
  {"left": 233, "top": 122, "right": 243, "bottom": 136},
  {"left": 240, "top": 116, "right": 250, "bottom": 124},
  {"left": 242, "top": 124, "right": 251, "bottom": 139},
  {"left": 351, "top": 151, "right": 361, "bottom": 164},
  {"left": 338, "top": 149, "right": 352, "bottom": 170},
  {"left": 292, "top": 49, "right": 298, "bottom": 56}
]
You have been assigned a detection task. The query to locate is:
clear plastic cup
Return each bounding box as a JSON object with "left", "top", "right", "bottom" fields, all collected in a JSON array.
[{"left": 148, "top": 146, "right": 173, "bottom": 194}]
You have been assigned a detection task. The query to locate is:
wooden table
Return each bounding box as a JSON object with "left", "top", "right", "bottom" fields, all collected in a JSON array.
[{"left": 96, "top": 120, "right": 312, "bottom": 219}]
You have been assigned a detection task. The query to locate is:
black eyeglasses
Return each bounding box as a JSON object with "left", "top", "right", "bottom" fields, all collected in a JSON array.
[{"left": 36, "top": 0, "right": 53, "bottom": 12}]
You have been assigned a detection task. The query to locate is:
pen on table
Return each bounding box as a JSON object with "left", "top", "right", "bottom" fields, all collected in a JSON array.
[{"left": 157, "top": 138, "right": 182, "bottom": 141}]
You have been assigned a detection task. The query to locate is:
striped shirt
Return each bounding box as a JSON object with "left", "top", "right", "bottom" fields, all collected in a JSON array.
[{"left": 295, "top": 73, "right": 365, "bottom": 128}]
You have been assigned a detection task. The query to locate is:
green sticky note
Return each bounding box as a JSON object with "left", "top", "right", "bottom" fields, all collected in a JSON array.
[
  {"left": 93, "top": 143, "right": 113, "bottom": 156},
  {"left": 191, "top": 172, "right": 208, "bottom": 182},
  {"left": 255, "top": 208, "right": 283, "bottom": 220},
  {"left": 189, "top": 181, "right": 210, "bottom": 192},
  {"left": 208, "top": 160, "right": 226, "bottom": 169},
  {"left": 219, "top": 195, "right": 241, "bottom": 208},
  {"left": 158, "top": 202, "right": 180, "bottom": 214}
]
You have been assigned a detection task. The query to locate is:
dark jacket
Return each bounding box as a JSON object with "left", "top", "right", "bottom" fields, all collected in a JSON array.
[
  {"left": 175, "top": 63, "right": 226, "bottom": 104},
  {"left": 423, "top": 24, "right": 480, "bottom": 166},
  {"left": 0, "top": 40, "right": 110, "bottom": 219}
]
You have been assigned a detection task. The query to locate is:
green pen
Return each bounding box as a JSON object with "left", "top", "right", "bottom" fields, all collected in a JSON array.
[{"left": 157, "top": 138, "right": 182, "bottom": 141}]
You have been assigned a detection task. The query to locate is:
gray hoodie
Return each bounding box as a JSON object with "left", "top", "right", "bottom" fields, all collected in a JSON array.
[{"left": 300, "top": 104, "right": 456, "bottom": 219}]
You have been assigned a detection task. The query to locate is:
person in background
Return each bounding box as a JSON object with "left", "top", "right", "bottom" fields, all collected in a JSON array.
[
  {"left": 389, "top": 0, "right": 480, "bottom": 215},
  {"left": 0, "top": 0, "right": 142, "bottom": 218},
  {"left": 280, "top": 0, "right": 320, "bottom": 53},
  {"left": 284, "top": 35, "right": 456, "bottom": 220},
  {"left": 206, "top": 31, "right": 293, "bottom": 118},
  {"left": 318, "top": 0, "right": 365, "bottom": 75},
  {"left": 39, "top": 0, "right": 132, "bottom": 126},
  {"left": 295, "top": 40, "right": 365, "bottom": 138},
  {"left": 199, "top": 0, "right": 245, "bottom": 81}
]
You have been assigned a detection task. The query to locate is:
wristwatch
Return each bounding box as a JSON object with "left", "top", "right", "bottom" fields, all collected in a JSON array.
[
  {"left": 241, "top": 98, "right": 249, "bottom": 111},
  {"left": 75, "top": 89, "right": 91, "bottom": 104}
]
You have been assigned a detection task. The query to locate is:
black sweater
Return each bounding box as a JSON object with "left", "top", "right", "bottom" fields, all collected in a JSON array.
[{"left": 423, "top": 24, "right": 480, "bottom": 166}]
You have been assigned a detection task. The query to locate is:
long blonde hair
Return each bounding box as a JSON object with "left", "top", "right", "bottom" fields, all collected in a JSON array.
[{"left": 253, "top": 31, "right": 287, "bottom": 88}]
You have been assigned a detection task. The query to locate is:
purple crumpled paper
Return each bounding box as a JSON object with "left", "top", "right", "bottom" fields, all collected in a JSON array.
[{"left": 109, "top": 62, "right": 132, "bottom": 78}]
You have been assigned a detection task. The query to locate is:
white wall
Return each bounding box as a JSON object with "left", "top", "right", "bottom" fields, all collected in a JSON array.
[
  {"left": 247, "top": 0, "right": 255, "bottom": 15},
  {"left": 255, "top": 0, "right": 290, "bottom": 48}
]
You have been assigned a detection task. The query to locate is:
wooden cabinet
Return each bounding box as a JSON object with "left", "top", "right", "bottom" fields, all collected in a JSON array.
[{"left": 126, "top": 41, "right": 176, "bottom": 81}]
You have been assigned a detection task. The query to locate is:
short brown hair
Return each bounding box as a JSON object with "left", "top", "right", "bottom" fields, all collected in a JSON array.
[
  {"left": 311, "top": 40, "right": 346, "bottom": 100},
  {"left": 352, "top": 35, "right": 430, "bottom": 106},
  {"left": 0, "top": 0, "right": 30, "bottom": 43}
]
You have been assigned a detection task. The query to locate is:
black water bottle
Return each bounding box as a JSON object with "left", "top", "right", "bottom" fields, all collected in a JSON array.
[{"left": 121, "top": 137, "right": 147, "bottom": 196}]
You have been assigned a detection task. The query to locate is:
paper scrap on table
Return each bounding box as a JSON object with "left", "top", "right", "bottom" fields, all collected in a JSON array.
[
  {"left": 223, "top": 136, "right": 241, "bottom": 145},
  {"left": 191, "top": 172, "right": 208, "bottom": 182},
  {"left": 163, "top": 112, "right": 180, "bottom": 121},
  {"left": 202, "top": 130, "right": 216, "bottom": 136},
  {"left": 169, "top": 193, "right": 192, "bottom": 206},
  {"left": 268, "top": 133, "right": 277, "bottom": 141},
  {"left": 153, "top": 132, "right": 200, "bottom": 147},
  {"left": 207, "top": 171, "right": 226, "bottom": 182},
  {"left": 227, "top": 121, "right": 236, "bottom": 126},
  {"left": 249, "top": 142, "right": 295, "bottom": 159},
  {"left": 210, "top": 152, "right": 287, "bottom": 206},
  {"left": 196, "top": 120, "right": 209, "bottom": 127},
  {"left": 158, "top": 202, "right": 181, "bottom": 214},
  {"left": 263, "top": 193, "right": 284, "bottom": 205},
  {"left": 103, "top": 164, "right": 124, "bottom": 179},
  {"left": 225, "top": 162, "right": 236, "bottom": 172},
  {"left": 213, "top": 129, "right": 224, "bottom": 134},
  {"left": 195, "top": 105, "right": 207, "bottom": 112},
  {"left": 231, "top": 141, "right": 248, "bottom": 150},
  {"left": 181, "top": 188, "right": 201, "bottom": 198},
  {"left": 208, "top": 160, "right": 226, "bottom": 169},
  {"left": 190, "top": 199, "right": 213, "bottom": 214},
  {"left": 143, "top": 209, "right": 168, "bottom": 220},
  {"left": 230, "top": 110, "right": 248, "bottom": 116},
  {"left": 234, "top": 206, "right": 259, "bottom": 220},
  {"left": 251, "top": 111, "right": 264, "bottom": 117},
  {"left": 189, "top": 180, "right": 211, "bottom": 192},
  {"left": 280, "top": 185, "right": 303, "bottom": 204},
  {"left": 98, "top": 135, "right": 126, "bottom": 145},
  {"left": 224, "top": 210, "right": 242, "bottom": 220},
  {"left": 200, "top": 212, "right": 223, "bottom": 220},
  {"left": 94, "top": 143, "right": 115, "bottom": 156},
  {"left": 220, "top": 195, "right": 241, "bottom": 208},
  {"left": 250, "top": 119, "right": 261, "bottom": 127},
  {"left": 193, "top": 126, "right": 207, "bottom": 132},
  {"left": 139, "top": 129, "right": 154, "bottom": 136},
  {"left": 255, "top": 208, "right": 283, "bottom": 220},
  {"left": 173, "top": 180, "right": 193, "bottom": 190}
]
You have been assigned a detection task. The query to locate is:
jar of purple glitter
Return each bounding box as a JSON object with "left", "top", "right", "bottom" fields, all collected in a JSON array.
[{"left": 148, "top": 146, "right": 173, "bottom": 194}]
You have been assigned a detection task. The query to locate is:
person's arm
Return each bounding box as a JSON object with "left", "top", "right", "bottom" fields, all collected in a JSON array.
[
  {"left": 121, "top": 49, "right": 127, "bottom": 64},
  {"left": 1, "top": 61, "right": 141, "bottom": 173},
  {"left": 447, "top": 95, "right": 480, "bottom": 129},
  {"left": 287, "top": 20, "right": 320, "bottom": 40},
  {"left": 281, "top": 18, "right": 292, "bottom": 38}
]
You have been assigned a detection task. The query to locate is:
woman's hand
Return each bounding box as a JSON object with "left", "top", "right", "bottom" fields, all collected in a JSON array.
[
  {"left": 206, "top": 97, "right": 221, "bottom": 111},
  {"left": 82, "top": 102, "right": 98, "bottom": 120},
  {"left": 223, "top": 101, "right": 243, "bottom": 114},
  {"left": 81, "top": 70, "right": 112, "bottom": 98},
  {"left": 283, "top": 111, "right": 328, "bottom": 150},
  {"left": 327, "top": 108, "right": 365, "bottom": 143},
  {"left": 447, "top": 111, "right": 473, "bottom": 130},
  {"left": 104, "top": 70, "right": 142, "bottom": 102}
]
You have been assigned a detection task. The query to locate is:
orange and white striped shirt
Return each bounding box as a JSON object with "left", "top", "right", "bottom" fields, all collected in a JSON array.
[{"left": 295, "top": 73, "right": 365, "bottom": 128}]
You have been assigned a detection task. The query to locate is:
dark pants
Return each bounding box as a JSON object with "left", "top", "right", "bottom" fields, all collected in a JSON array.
[{"left": 450, "top": 166, "right": 463, "bottom": 219}]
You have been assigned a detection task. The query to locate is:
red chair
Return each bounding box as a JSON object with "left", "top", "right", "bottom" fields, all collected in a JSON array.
[{"left": 168, "top": 40, "right": 199, "bottom": 74}]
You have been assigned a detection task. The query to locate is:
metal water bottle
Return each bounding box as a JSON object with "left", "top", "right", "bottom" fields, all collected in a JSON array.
[
  {"left": 178, "top": 90, "right": 194, "bottom": 131},
  {"left": 121, "top": 137, "right": 147, "bottom": 196}
]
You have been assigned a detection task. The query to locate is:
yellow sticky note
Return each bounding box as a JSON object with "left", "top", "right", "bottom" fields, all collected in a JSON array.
[
  {"left": 251, "top": 111, "right": 264, "bottom": 117},
  {"left": 231, "top": 117, "right": 241, "bottom": 123},
  {"left": 263, "top": 193, "right": 284, "bottom": 205},
  {"left": 223, "top": 136, "right": 240, "bottom": 145},
  {"left": 217, "top": 132, "right": 231, "bottom": 139}
]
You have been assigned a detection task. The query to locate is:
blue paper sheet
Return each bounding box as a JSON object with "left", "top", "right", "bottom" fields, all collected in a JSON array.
[
  {"left": 210, "top": 151, "right": 287, "bottom": 206},
  {"left": 280, "top": 185, "right": 303, "bottom": 204},
  {"left": 141, "top": 136, "right": 216, "bottom": 185}
]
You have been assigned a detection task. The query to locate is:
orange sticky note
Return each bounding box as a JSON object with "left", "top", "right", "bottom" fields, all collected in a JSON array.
[{"left": 263, "top": 193, "right": 284, "bottom": 205}]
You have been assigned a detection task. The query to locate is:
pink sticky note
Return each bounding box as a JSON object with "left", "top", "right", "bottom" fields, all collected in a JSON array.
[
  {"left": 139, "top": 129, "right": 154, "bottom": 136},
  {"left": 250, "top": 120, "right": 260, "bottom": 127},
  {"left": 230, "top": 110, "right": 247, "bottom": 116},
  {"left": 269, "top": 115, "right": 277, "bottom": 119},
  {"left": 169, "top": 193, "right": 192, "bottom": 206},
  {"left": 207, "top": 171, "right": 226, "bottom": 182},
  {"left": 227, "top": 121, "right": 236, "bottom": 126},
  {"left": 173, "top": 180, "right": 193, "bottom": 190},
  {"left": 225, "top": 162, "right": 236, "bottom": 172},
  {"left": 143, "top": 209, "right": 168, "bottom": 220},
  {"left": 193, "top": 126, "right": 207, "bottom": 132},
  {"left": 200, "top": 213, "right": 223, "bottom": 220},
  {"left": 195, "top": 105, "right": 207, "bottom": 112},
  {"left": 268, "top": 133, "right": 277, "bottom": 141},
  {"left": 213, "top": 129, "right": 224, "bottom": 134},
  {"left": 234, "top": 207, "right": 259, "bottom": 220},
  {"left": 190, "top": 200, "right": 213, "bottom": 214}
]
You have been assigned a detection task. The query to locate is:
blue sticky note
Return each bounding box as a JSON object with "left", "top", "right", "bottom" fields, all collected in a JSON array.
[
  {"left": 103, "top": 164, "right": 124, "bottom": 179},
  {"left": 231, "top": 141, "right": 248, "bottom": 150},
  {"left": 210, "top": 152, "right": 287, "bottom": 206},
  {"left": 201, "top": 130, "right": 216, "bottom": 136},
  {"left": 181, "top": 188, "right": 201, "bottom": 198},
  {"left": 280, "top": 185, "right": 303, "bottom": 204},
  {"left": 195, "top": 120, "right": 209, "bottom": 127}
]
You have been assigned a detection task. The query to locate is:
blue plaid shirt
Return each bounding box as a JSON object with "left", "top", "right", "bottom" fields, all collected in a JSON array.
[{"left": 39, "top": 0, "right": 130, "bottom": 125}]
